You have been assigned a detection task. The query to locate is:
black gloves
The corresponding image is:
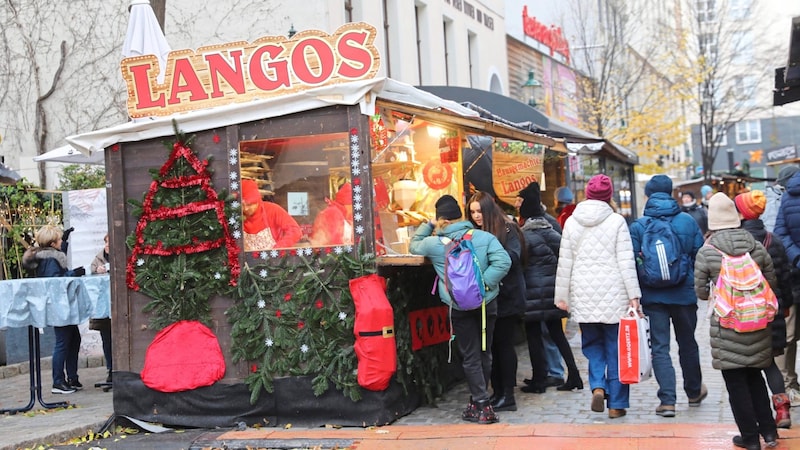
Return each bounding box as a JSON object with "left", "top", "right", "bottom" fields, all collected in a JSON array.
[
  {"left": 71, "top": 266, "right": 86, "bottom": 277},
  {"left": 62, "top": 227, "right": 75, "bottom": 242}
]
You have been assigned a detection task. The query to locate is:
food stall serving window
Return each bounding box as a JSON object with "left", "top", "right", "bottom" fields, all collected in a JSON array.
[
  {"left": 369, "top": 106, "right": 463, "bottom": 254},
  {"left": 239, "top": 132, "right": 353, "bottom": 251}
]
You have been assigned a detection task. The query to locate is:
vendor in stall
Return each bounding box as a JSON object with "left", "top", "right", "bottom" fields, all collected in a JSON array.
[
  {"left": 309, "top": 182, "right": 354, "bottom": 247},
  {"left": 241, "top": 179, "right": 302, "bottom": 250}
]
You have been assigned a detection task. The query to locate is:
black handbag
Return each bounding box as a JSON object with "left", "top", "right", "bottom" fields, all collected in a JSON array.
[{"left": 89, "top": 317, "right": 111, "bottom": 332}]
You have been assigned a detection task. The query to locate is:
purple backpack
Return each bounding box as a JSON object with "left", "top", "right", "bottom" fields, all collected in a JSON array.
[{"left": 439, "top": 230, "right": 486, "bottom": 310}]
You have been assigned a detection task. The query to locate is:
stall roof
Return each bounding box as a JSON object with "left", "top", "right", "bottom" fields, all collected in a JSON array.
[
  {"left": 67, "top": 78, "right": 564, "bottom": 154},
  {"left": 34, "top": 145, "right": 104, "bottom": 165}
]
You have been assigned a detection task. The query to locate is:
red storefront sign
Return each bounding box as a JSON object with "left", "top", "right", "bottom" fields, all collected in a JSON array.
[{"left": 522, "top": 7, "right": 570, "bottom": 63}]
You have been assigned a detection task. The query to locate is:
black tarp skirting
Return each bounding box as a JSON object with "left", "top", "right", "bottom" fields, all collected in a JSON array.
[{"left": 114, "top": 371, "right": 421, "bottom": 428}]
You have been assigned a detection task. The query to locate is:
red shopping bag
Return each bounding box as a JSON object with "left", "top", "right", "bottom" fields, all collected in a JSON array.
[
  {"left": 350, "top": 274, "right": 397, "bottom": 391},
  {"left": 618, "top": 307, "right": 652, "bottom": 385}
]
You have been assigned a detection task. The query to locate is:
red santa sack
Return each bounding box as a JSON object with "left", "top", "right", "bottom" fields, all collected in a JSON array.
[
  {"left": 349, "top": 274, "right": 397, "bottom": 391},
  {"left": 618, "top": 307, "right": 652, "bottom": 384},
  {"left": 141, "top": 320, "right": 226, "bottom": 392}
]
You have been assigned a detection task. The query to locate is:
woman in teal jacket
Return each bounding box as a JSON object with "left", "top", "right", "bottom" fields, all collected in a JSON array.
[{"left": 410, "top": 195, "right": 511, "bottom": 425}]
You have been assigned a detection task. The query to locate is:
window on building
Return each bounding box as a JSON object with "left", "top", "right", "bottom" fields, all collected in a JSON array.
[
  {"left": 701, "top": 123, "right": 727, "bottom": 147},
  {"left": 468, "top": 31, "right": 478, "bottom": 88},
  {"left": 696, "top": 0, "right": 716, "bottom": 23},
  {"left": 729, "top": 0, "right": 750, "bottom": 20},
  {"left": 443, "top": 18, "right": 453, "bottom": 85},
  {"left": 732, "top": 31, "right": 753, "bottom": 65},
  {"left": 735, "top": 120, "right": 761, "bottom": 144},
  {"left": 699, "top": 33, "right": 718, "bottom": 61},
  {"left": 733, "top": 75, "right": 756, "bottom": 108}
]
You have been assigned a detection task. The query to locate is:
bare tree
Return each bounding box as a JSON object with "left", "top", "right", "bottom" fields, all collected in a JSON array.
[
  {"left": 673, "top": 0, "right": 782, "bottom": 181},
  {"left": 563, "top": 0, "right": 688, "bottom": 173},
  {"left": 0, "top": 0, "right": 128, "bottom": 187}
]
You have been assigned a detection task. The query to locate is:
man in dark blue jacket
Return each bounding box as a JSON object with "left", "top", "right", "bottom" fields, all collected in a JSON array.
[{"left": 629, "top": 175, "right": 705, "bottom": 418}]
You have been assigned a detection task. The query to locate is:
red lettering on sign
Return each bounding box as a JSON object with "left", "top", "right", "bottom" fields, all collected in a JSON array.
[
  {"left": 129, "top": 62, "right": 166, "bottom": 109},
  {"left": 337, "top": 30, "right": 373, "bottom": 78},
  {"left": 522, "top": 6, "right": 570, "bottom": 63},
  {"left": 204, "top": 50, "right": 246, "bottom": 98},
  {"left": 249, "top": 44, "right": 290, "bottom": 91},
  {"left": 168, "top": 57, "right": 209, "bottom": 105},
  {"left": 292, "top": 38, "right": 335, "bottom": 85}
]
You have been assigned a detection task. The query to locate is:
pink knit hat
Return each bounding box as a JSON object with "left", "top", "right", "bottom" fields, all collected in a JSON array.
[{"left": 585, "top": 174, "right": 613, "bottom": 202}]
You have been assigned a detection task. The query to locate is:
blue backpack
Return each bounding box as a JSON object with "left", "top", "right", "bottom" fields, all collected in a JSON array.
[
  {"left": 439, "top": 230, "right": 485, "bottom": 310},
  {"left": 636, "top": 216, "right": 690, "bottom": 288}
]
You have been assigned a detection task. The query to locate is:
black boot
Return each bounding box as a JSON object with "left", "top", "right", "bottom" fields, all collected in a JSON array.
[
  {"left": 556, "top": 374, "right": 584, "bottom": 391},
  {"left": 492, "top": 388, "right": 517, "bottom": 412}
]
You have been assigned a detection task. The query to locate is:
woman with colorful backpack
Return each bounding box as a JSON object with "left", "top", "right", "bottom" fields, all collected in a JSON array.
[
  {"left": 695, "top": 192, "right": 780, "bottom": 450},
  {"left": 735, "top": 190, "right": 795, "bottom": 429},
  {"left": 410, "top": 194, "right": 511, "bottom": 424}
]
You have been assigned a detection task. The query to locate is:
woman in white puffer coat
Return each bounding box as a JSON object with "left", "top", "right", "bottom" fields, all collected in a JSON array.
[{"left": 554, "top": 174, "right": 641, "bottom": 419}]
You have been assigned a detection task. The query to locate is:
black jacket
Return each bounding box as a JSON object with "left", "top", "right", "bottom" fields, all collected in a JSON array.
[
  {"left": 520, "top": 216, "right": 568, "bottom": 322},
  {"left": 495, "top": 223, "right": 527, "bottom": 318},
  {"left": 681, "top": 203, "right": 708, "bottom": 235}
]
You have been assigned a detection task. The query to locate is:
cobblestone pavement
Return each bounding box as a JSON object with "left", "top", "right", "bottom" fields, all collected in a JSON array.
[
  {"left": 396, "top": 301, "right": 733, "bottom": 426},
  {"left": 0, "top": 302, "right": 793, "bottom": 450}
]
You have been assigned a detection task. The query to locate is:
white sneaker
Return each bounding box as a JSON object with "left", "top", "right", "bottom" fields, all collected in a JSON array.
[{"left": 787, "top": 387, "right": 800, "bottom": 407}]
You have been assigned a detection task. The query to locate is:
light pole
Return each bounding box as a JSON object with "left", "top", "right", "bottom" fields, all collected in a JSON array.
[{"left": 521, "top": 69, "right": 543, "bottom": 109}]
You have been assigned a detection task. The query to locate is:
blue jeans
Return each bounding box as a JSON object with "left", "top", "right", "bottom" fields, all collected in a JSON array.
[
  {"left": 642, "top": 303, "right": 703, "bottom": 405},
  {"left": 542, "top": 322, "right": 565, "bottom": 378},
  {"left": 580, "top": 322, "right": 629, "bottom": 409},
  {"left": 52, "top": 325, "right": 81, "bottom": 385}
]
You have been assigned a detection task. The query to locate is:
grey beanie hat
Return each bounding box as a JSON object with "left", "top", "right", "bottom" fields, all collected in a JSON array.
[{"left": 777, "top": 165, "right": 800, "bottom": 187}]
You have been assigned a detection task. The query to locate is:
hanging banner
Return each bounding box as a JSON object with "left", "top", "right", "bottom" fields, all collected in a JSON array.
[{"left": 492, "top": 139, "right": 544, "bottom": 206}]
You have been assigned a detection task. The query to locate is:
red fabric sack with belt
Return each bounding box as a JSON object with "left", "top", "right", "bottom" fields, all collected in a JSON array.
[
  {"left": 349, "top": 274, "right": 396, "bottom": 391},
  {"left": 141, "top": 320, "right": 226, "bottom": 392}
]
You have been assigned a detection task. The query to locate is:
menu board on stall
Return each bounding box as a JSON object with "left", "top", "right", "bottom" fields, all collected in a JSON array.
[{"left": 491, "top": 140, "right": 545, "bottom": 207}]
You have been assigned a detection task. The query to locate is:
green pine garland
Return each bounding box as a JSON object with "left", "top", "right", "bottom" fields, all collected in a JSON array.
[{"left": 228, "top": 245, "right": 375, "bottom": 404}]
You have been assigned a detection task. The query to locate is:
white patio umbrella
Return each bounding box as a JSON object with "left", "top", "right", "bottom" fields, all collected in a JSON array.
[
  {"left": 122, "top": 0, "right": 171, "bottom": 84},
  {"left": 34, "top": 145, "right": 104, "bottom": 165}
]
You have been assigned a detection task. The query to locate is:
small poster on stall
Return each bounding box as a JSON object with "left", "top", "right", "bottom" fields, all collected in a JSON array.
[
  {"left": 491, "top": 140, "right": 544, "bottom": 207},
  {"left": 63, "top": 188, "right": 108, "bottom": 272}
]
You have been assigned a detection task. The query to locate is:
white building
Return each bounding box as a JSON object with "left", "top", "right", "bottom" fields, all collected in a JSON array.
[{"left": 0, "top": 0, "right": 510, "bottom": 189}]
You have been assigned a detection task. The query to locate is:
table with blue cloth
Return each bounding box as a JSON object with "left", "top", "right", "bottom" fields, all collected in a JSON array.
[{"left": 0, "top": 275, "right": 110, "bottom": 413}]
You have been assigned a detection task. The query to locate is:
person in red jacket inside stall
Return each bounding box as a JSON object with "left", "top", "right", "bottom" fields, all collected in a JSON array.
[
  {"left": 309, "top": 182, "right": 354, "bottom": 247},
  {"left": 241, "top": 179, "right": 302, "bottom": 250}
]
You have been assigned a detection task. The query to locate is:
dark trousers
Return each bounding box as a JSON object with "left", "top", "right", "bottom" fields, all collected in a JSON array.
[
  {"left": 52, "top": 325, "right": 81, "bottom": 385},
  {"left": 491, "top": 315, "right": 519, "bottom": 396},
  {"left": 451, "top": 300, "right": 497, "bottom": 403},
  {"left": 722, "top": 367, "right": 778, "bottom": 446},
  {"left": 100, "top": 327, "right": 113, "bottom": 372},
  {"left": 525, "top": 319, "right": 579, "bottom": 384}
]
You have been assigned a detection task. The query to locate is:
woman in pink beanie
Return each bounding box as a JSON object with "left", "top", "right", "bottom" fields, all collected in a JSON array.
[{"left": 554, "top": 173, "right": 642, "bottom": 419}]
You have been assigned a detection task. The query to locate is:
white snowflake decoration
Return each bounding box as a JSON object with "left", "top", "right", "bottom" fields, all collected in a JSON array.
[
  {"left": 265, "top": 338, "right": 274, "bottom": 347},
  {"left": 355, "top": 225, "right": 365, "bottom": 235},
  {"left": 229, "top": 148, "right": 238, "bottom": 158},
  {"left": 214, "top": 272, "right": 221, "bottom": 280},
  {"left": 344, "top": 245, "right": 353, "bottom": 252},
  {"left": 136, "top": 258, "right": 145, "bottom": 266},
  {"left": 353, "top": 212, "right": 363, "bottom": 222},
  {"left": 230, "top": 180, "right": 239, "bottom": 191},
  {"left": 260, "top": 251, "right": 268, "bottom": 260},
  {"left": 296, "top": 248, "right": 304, "bottom": 257},
  {"left": 270, "top": 250, "right": 279, "bottom": 258},
  {"left": 338, "top": 312, "right": 347, "bottom": 321},
  {"left": 232, "top": 230, "right": 242, "bottom": 239},
  {"left": 229, "top": 172, "right": 238, "bottom": 181},
  {"left": 351, "top": 147, "right": 360, "bottom": 159},
  {"left": 351, "top": 160, "right": 359, "bottom": 170},
  {"left": 353, "top": 201, "right": 363, "bottom": 211},
  {"left": 303, "top": 247, "right": 313, "bottom": 256},
  {"left": 257, "top": 299, "right": 266, "bottom": 309},
  {"left": 300, "top": 344, "right": 309, "bottom": 353},
  {"left": 232, "top": 200, "right": 240, "bottom": 209},
  {"left": 259, "top": 269, "right": 268, "bottom": 278},
  {"left": 352, "top": 166, "right": 361, "bottom": 176},
  {"left": 228, "top": 217, "right": 237, "bottom": 225},
  {"left": 334, "top": 246, "right": 344, "bottom": 254},
  {"left": 229, "top": 155, "right": 238, "bottom": 165},
  {"left": 353, "top": 184, "right": 362, "bottom": 195},
  {"left": 350, "top": 134, "right": 358, "bottom": 144}
]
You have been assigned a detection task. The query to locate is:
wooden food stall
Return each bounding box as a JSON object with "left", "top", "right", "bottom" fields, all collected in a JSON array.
[{"left": 67, "top": 23, "right": 565, "bottom": 428}]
